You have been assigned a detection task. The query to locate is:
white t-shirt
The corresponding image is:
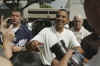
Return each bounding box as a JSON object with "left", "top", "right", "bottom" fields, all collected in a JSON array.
[
  {"left": 70, "top": 27, "right": 91, "bottom": 43},
  {"left": 31, "top": 26, "right": 80, "bottom": 65}
]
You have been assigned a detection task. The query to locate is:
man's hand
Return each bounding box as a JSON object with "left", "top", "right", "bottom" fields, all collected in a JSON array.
[
  {"left": 0, "top": 16, "right": 8, "bottom": 32},
  {"left": 0, "top": 15, "right": 14, "bottom": 42},
  {"left": 27, "top": 40, "right": 43, "bottom": 51},
  {"left": 0, "top": 16, "right": 15, "bottom": 59},
  {"left": 63, "top": 49, "right": 74, "bottom": 61},
  {"left": 12, "top": 46, "right": 23, "bottom": 52},
  {"left": 52, "top": 50, "right": 74, "bottom": 66},
  {"left": 2, "top": 25, "right": 15, "bottom": 43}
]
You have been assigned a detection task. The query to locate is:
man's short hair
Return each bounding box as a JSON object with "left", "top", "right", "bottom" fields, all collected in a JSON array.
[
  {"left": 11, "top": 9, "right": 22, "bottom": 16},
  {"left": 56, "top": 9, "right": 70, "bottom": 19},
  {"left": 10, "top": 51, "right": 42, "bottom": 66}
]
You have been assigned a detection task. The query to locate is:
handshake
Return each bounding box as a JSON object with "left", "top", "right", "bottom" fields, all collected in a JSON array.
[{"left": 50, "top": 40, "right": 84, "bottom": 66}]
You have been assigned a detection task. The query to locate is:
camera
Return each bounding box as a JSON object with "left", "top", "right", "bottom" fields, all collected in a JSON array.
[
  {"left": 50, "top": 40, "right": 84, "bottom": 66},
  {"left": 6, "top": 19, "right": 13, "bottom": 28}
]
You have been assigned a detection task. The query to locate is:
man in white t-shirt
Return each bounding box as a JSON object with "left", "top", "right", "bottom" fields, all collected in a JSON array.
[
  {"left": 70, "top": 15, "right": 90, "bottom": 43},
  {"left": 30, "top": 9, "right": 81, "bottom": 66}
]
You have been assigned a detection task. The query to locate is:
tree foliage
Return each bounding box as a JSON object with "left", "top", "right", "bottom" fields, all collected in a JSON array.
[
  {"left": 40, "top": 4, "right": 52, "bottom": 8},
  {"left": 3, "top": 0, "right": 55, "bottom": 10}
]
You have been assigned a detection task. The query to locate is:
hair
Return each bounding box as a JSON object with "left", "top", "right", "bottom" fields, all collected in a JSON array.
[
  {"left": 73, "top": 15, "right": 83, "bottom": 23},
  {"left": 56, "top": 9, "right": 70, "bottom": 19},
  {"left": 81, "top": 33, "right": 100, "bottom": 60},
  {"left": 10, "top": 51, "right": 42, "bottom": 66},
  {"left": 74, "top": 15, "right": 82, "bottom": 19},
  {"left": 11, "top": 9, "right": 22, "bottom": 16}
]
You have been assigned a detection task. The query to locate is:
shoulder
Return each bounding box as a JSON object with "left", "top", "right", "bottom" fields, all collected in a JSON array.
[
  {"left": 19, "top": 25, "right": 31, "bottom": 32},
  {"left": 70, "top": 27, "right": 74, "bottom": 31},
  {"left": 18, "top": 25, "right": 32, "bottom": 36},
  {"left": 64, "top": 29, "right": 74, "bottom": 35},
  {"left": 20, "top": 25, "right": 28, "bottom": 30},
  {"left": 40, "top": 27, "right": 52, "bottom": 33},
  {"left": 81, "top": 27, "right": 91, "bottom": 34},
  {"left": 81, "top": 27, "right": 89, "bottom": 32}
]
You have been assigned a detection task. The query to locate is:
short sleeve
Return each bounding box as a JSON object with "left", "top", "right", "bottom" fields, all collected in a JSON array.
[
  {"left": 69, "top": 32, "right": 80, "bottom": 48},
  {"left": 31, "top": 28, "right": 46, "bottom": 43}
]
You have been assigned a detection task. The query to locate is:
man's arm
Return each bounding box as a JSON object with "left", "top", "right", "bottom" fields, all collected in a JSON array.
[
  {"left": 12, "top": 46, "right": 25, "bottom": 52},
  {"left": 72, "top": 46, "right": 89, "bottom": 63},
  {"left": 2, "top": 25, "right": 14, "bottom": 59},
  {"left": 51, "top": 50, "right": 73, "bottom": 66},
  {"left": 26, "top": 40, "right": 42, "bottom": 51}
]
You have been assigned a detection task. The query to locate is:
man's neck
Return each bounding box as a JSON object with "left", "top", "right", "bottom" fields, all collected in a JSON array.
[
  {"left": 74, "top": 27, "right": 81, "bottom": 32},
  {"left": 74, "top": 29, "right": 80, "bottom": 32},
  {"left": 55, "top": 27, "right": 64, "bottom": 33},
  {"left": 13, "top": 24, "right": 21, "bottom": 28}
]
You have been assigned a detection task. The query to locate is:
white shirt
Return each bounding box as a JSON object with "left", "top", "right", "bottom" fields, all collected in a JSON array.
[
  {"left": 64, "top": 24, "right": 69, "bottom": 29},
  {"left": 71, "top": 27, "right": 91, "bottom": 43},
  {"left": 31, "top": 26, "right": 80, "bottom": 65}
]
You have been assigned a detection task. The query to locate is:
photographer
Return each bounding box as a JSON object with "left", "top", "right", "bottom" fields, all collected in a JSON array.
[
  {"left": 30, "top": 9, "right": 81, "bottom": 66},
  {"left": 1, "top": 10, "right": 32, "bottom": 59},
  {"left": 80, "top": 0, "right": 100, "bottom": 66}
]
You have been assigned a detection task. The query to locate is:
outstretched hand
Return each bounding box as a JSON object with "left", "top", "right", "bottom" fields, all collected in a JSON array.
[{"left": 0, "top": 16, "right": 15, "bottom": 42}]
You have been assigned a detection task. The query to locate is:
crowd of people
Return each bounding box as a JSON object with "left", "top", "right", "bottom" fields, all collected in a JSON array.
[{"left": 0, "top": 0, "right": 100, "bottom": 66}]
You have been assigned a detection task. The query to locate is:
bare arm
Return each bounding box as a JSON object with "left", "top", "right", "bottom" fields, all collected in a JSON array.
[
  {"left": 51, "top": 50, "right": 73, "bottom": 66},
  {"left": 26, "top": 40, "right": 42, "bottom": 51},
  {"left": 2, "top": 25, "right": 14, "bottom": 59},
  {"left": 72, "top": 46, "right": 89, "bottom": 63},
  {"left": 0, "top": 16, "right": 14, "bottom": 59}
]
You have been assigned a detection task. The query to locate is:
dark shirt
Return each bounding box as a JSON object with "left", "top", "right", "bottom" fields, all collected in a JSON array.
[
  {"left": 13, "top": 25, "right": 33, "bottom": 46},
  {"left": 10, "top": 51, "right": 42, "bottom": 66},
  {"left": 81, "top": 33, "right": 99, "bottom": 60},
  {"left": 0, "top": 25, "right": 32, "bottom": 46}
]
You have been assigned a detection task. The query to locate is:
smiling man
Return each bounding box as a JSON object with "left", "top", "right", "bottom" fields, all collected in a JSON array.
[{"left": 29, "top": 9, "right": 80, "bottom": 66}]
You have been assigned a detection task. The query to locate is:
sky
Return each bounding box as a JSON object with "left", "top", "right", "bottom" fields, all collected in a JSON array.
[
  {"left": 50, "top": 0, "right": 68, "bottom": 9},
  {"left": 49, "top": 0, "right": 86, "bottom": 19}
]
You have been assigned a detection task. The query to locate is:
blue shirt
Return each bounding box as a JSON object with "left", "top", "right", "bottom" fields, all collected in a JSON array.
[{"left": 13, "top": 25, "right": 33, "bottom": 46}]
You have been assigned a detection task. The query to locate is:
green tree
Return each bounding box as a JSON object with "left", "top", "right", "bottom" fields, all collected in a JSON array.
[
  {"left": 40, "top": 4, "right": 52, "bottom": 8},
  {"left": 3, "top": 0, "right": 55, "bottom": 10}
]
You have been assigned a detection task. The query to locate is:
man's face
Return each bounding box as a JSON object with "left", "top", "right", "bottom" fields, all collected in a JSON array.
[
  {"left": 55, "top": 10, "right": 69, "bottom": 29},
  {"left": 11, "top": 11, "right": 21, "bottom": 25},
  {"left": 84, "top": 0, "right": 100, "bottom": 35},
  {"left": 73, "top": 16, "right": 83, "bottom": 30}
]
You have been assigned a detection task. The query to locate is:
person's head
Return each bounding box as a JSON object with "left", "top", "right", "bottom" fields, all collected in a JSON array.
[
  {"left": 73, "top": 15, "right": 83, "bottom": 30},
  {"left": 84, "top": 0, "right": 100, "bottom": 35},
  {"left": 0, "top": 56, "right": 13, "bottom": 66},
  {"left": 55, "top": 9, "right": 69, "bottom": 29},
  {"left": 10, "top": 10, "right": 22, "bottom": 26},
  {"left": 11, "top": 51, "right": 42, "bottom": 66}
]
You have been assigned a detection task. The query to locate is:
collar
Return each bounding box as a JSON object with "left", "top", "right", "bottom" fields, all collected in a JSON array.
[{"left": 52, "top": 26, "right": 65, "bottom": 34}]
